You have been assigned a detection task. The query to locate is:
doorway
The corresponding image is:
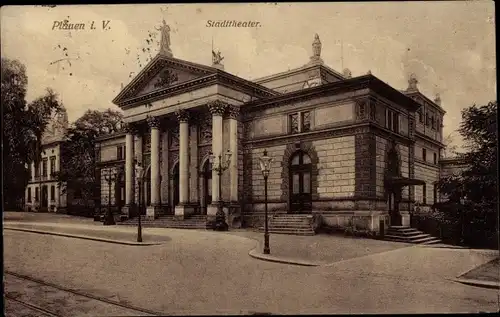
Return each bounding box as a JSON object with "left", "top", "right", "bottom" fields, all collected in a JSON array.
[
  {"left": 170, "top": 163, "right": 180, "bottom": 214},
  {"left": 289, "top": 151, "right": 312, "bottom": 213},
  {"left": 41, "top": 185, "right": 48, "bottom": 209},
  {"left": 201, "top": 160, "right": 212, "bottom": 215}
]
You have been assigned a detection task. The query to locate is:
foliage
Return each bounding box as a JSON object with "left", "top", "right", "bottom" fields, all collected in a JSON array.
[
  {"left": 436, "top": 101, "right": 498, "bottom": 248},
  {"left": 55, "top": 109, "right": 124, "bottom": 200},
  {"left": 2, "top": 58, "right": 63, "bottom": 209}
]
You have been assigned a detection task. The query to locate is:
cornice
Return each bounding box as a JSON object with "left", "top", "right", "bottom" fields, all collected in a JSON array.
[{"left": 405, "top": 91, "right": 446, "bottom": 115}]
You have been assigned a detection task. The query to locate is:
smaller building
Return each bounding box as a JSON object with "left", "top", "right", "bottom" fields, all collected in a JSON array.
[{"left": 25, "top": 110, "right": 69, "bottom": 213}]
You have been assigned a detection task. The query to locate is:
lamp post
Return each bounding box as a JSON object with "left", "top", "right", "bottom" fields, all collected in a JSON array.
[
  {"left": 135, "top": 161, "right": 144, "bottom": 242},
  {"left": 103, "top": 169, "right": 117, "bottom": 225},
  {"left": 209, "top": 149, "right": 232, "bottom": 230},
  {"left": 259, "top": 149, "right": 273, "bottom": 254}
]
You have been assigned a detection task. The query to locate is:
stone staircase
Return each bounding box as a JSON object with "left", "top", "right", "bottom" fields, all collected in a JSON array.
[
  {"left": 258, "top": 214, "right": 316, "bottom": 236},
  {"left": 384, "top": 226, "right": 441, "bottom": 244},
  {"left": 117, "top": 214, "right": 208, "bottom": 230}
]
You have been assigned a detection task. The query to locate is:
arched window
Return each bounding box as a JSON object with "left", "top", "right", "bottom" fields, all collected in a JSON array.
[{"left": 289, "top": 151, "right": 312, "bottom": 213}]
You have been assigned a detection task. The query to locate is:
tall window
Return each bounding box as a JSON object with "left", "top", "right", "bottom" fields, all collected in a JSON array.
[
  {"left": 27, "top": 188, "right": 32, "bottom": 203},
  {"left": 433, "top": 183, "right": 438, "bottom": 204},
  {"left": 117, "top": 145, "right": 124, "bottom": 160},
  {"left": 27, "top": 164, "right": 32, "bottom": 181},
  {"left": 35, "top": 187, "right": 39, "bottom": 202},
  {"left": 385, "top": 109, "right": 399, "bottom": 132},
  {"left": 289, "top": 111, "right": 311, "bottom": 134},
  {"left": 422, "top": 183, "right": 427, "bottom": 204},
  {"left": 433, "top": 152, "right": 437, "bottom": 165},
  {"left": 425, "top": 113, "right": 430, "bottom": 126},
  {"left": 431, "top": 115, "right": 435, "bottom": 129},
  {"left": 422, "top": 148, "right": 427, "bottom": 162},
  {"left": 50, "top": 156, "right": 56, "bottom": 176},
  {"left": 50, "top": 186, "right": 55, "bottom": 202},
  {"left": 35, "top": 164, "right": 40, "bottom": 178},
  {"left": 42, "top": 159, "right": 48, "bottom": 177}
]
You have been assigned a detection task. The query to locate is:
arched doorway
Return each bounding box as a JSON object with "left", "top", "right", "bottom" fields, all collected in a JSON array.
[
  {"left": 200, "top": 159, "right": 212, "bottom": 215},
  {"left": 170, "top": 163, "right": 180, "bottom": 214},
  {"left": 289, "top": 151, "right": 312, "bottom": 213}
]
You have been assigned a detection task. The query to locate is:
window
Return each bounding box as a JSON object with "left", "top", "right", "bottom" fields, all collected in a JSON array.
[
  {"left": 35, "top": 187, "right": 39, "bottom": 202},
  {"left": 425, "top": 113, "right": 430, "bottom": 126},
  {"left": 50, "top": 186, "right": 55, "bottom": 201},
  {"left": 42, "top": 159, "right": 48, "bottom": 177},
  {"left": 417, "top": 108, "right": 424, "bottom": 123},
  {"left": 433, "top": 183, "right": 438, "bottom": 204},
  {"left": 385, "top": 109, "right": 399, "bottom": 132},
  {"left": 422, "top": 183, "right": 427, "bottom": 204},
  {"left": 27, "top": 164, "right": 32, "bottom": 181},
  {"left": 422, "top": 148, "right": 427, "bottom": 162},
  {"left": 50, "top": 156, "right": 56, "bottom": 176},
  {"left": 289, "top": 111, "right": 311, "bottom": 134},
  {"left": 433, "top": 153, "right": 437, "bottom": 165},
  {"left": 27, "top": 188, "right": 32, "bottom": 203},
  {"left": 35, "top": 164, "right": 40, "bottom": 178},
  {"left": 302, "top": 111, "right": 311, "bottom": 132},
  {"left": 117, "top": 145, "right": 124, "bottom": 160},
  {"left": 431, "top": 115, "right": 435, "bottom": 129}
]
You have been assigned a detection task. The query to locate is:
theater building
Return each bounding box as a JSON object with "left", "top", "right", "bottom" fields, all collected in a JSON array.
[{"left": 97, "top": 28, "right": 452, "bottom": 233}]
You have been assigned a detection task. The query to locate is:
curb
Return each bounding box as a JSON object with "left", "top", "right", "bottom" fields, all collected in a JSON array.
[
  {"left": 4, "top": 227, "right": 163, "bottom": 246},
  {"left": 453, "top": 278, "right": 500, "bottom": 290},
  {"left": 248, "top": 248, "right": 321, "bottom": 267}
]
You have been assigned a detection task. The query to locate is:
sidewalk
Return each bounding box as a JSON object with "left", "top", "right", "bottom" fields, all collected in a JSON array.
[{"left": 455, "top": 257, "right": 500, "bottom": 290}]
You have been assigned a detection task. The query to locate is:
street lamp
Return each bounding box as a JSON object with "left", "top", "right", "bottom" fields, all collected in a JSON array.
[
  {"left": 209, "top": 149, "right": 232, "bottom": 230},
  {"left": 135, "top": 161, "right": 144, "bottom": 242},
  {"left": 258, "top": 149, "right": 273, "bottom": 254},
  {"left": 103, "top": 169, "right": 117, "bottom": 225}
]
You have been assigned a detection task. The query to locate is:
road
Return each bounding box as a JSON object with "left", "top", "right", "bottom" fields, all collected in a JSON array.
[{"left": 4, "top": 225, "right": 499, "bottom": 315}]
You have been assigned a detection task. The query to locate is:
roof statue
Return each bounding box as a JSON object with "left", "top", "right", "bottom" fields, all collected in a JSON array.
[
  {"left": 434, "top": 93, "right": 442, "bottom": 106},
  {"left": 343, "top": 68, "right": 352, "bottom": 79},
  {"left": 367, "top": 70, "right": 372, "bottom": 75},
  {"left": 212, "top": 49, "right": 225, "bottom": 70},
  {"left": 120, "top": 82, "right": 124, "bottom": 90},
  {"left": 156, "top": 19, "right": 173, "bottom": 57},
  {"left": 407, "top": 73, "right": 419, "bottom": 91},
  {"left": 310, "top": 34, "right": 323, "bottom": 64}
]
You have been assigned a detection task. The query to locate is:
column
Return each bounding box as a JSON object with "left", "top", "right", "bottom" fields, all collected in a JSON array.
[
  {"left": 189, "top": 123, "right": 199, "bottom": 207},
  {"left": 123, "top": 124, "right": 135, "bottom": 217},
  {"left": 160, "top": 130, "right": 169, "bottom": 207},
  {"left": 227, "top": 105, "right": 239, "bottom": 203},
  {"left": 147, "top": 116, "right": 161, "bottom": 219},
  {"left": 174, "top": 110, "right": 194, "bottom": 219},
  {"left": 207, "top": 100, "right": 227, "bottom": 218}
]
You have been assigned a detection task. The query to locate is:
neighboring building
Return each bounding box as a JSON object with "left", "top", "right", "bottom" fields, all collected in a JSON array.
[
  {"left": 95, "top": 27, "right": 464, "bottom": 233},
  {"left": 25, "top": 109, "right": 69, "bottom": 213}
]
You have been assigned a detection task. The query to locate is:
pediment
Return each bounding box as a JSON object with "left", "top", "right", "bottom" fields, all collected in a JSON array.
[{"left": 113, "top": 55, "right": 216, "bottom": 105}]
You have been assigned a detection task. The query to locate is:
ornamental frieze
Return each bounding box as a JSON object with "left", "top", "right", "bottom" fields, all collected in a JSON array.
[
  {"left": 153, "top": 68, "right": 179, "bottom": 89},
  {"left": 226, "top": 105, "right": 241, "bottom": 119}
]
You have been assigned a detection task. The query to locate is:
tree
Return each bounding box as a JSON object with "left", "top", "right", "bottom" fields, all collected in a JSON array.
[
  {"left": 55, "top": 109, "right": 124, "bottom": 202},
  {"left": 442, "top": 132, "right": 459, "bottom": 158},
  {"left": 2, "top": 58, "right": 63, "bottom": 209},
  {"left": 436, "top": 101, "right": 498, "bottom": 247}
]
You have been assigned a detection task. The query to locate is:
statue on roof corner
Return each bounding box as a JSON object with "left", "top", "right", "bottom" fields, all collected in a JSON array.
[
  {"left": 212, "top": 50, "right": 224, "bottom": 65},
  {"left": 310, "top": 33, "right": 323, "bottom": 63},
  {"left": 156, "top": 19, "right": 172, "bottom": 56},
  {"left": 408, "top": 73, "right": 419, "bottom": 91}
]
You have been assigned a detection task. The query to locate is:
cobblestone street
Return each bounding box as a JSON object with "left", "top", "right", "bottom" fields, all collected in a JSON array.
[{"left": 4, "top": 213, "right": 499, "bottom": 315}]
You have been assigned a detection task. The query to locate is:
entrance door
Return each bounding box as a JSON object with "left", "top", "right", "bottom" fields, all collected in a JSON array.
[
  {"left": 41, "top": 185, "right": 48, "bottom": 209},
  {"left": 201, "top": 161, "right": 212, "bottom": 215},
  {"left": 171, "top": 163, "right": 180, "bottom": 213},
  {"left": 114, "top": 171, "right": 125, "bottom": 214},
  {"left": 289, "top": 151, "right": 312, "bottom": 213}
]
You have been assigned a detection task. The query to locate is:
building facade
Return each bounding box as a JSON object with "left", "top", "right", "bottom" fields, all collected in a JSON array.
[
  {"left": 25, "top": 109, "right": 69, "bottom": 213},
  {"left": 96, "top": 28, "right": 460, "bottom": 233}
]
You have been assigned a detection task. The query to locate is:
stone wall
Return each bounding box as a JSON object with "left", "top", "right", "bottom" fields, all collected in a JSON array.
[{"left": 375, "top": 136, "right": 387, "bottom": 198}]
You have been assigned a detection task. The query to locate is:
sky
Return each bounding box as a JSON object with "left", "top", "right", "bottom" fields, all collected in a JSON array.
[{"left": 1, "top": 2, "right": 496, "bottom": 148}]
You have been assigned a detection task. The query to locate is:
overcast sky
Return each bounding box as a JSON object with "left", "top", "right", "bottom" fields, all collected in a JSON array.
[{"left": 1, "top": 3, "right": 496, "bottom": 147}]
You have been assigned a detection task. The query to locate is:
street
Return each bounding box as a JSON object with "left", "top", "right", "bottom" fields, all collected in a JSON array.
[{"left": 3, "top": 214, "right": 499, "bottom": 315}]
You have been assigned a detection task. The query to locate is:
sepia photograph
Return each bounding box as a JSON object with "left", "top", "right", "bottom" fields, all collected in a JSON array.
[{"left": 1, "top": 2, "right": 498, "bottom": 315}]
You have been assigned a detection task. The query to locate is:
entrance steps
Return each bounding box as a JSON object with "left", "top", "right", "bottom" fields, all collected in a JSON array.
[
  {"left": 117, "top": 215, "right": 208, "bottom": 229},
  {"left": 384, "top": 226, "right": 441, "bottom": 244},
  {"left": 258, "top": 214, "right": 315, "bottom": 236}
]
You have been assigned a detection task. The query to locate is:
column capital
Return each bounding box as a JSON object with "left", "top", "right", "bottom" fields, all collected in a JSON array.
[
  {"left": 123, "top": 122, "right": 135, "bottom": 134},
  {"left": 147, "top": 115, "right": 161, "bottom": 129},
  {"left": 175, "top": 109, "right": 190, "bottom": 123},
  {"left": 226, "top": 105, "right": 240, "bottom": 120},
  {"left": 208, "top": 100, "right": 228, "bottom": 116}
]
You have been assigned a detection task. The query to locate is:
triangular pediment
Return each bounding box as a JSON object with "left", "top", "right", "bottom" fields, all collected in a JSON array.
[{"left": 113, "top": 54, "right": 217, "bottom": 106}]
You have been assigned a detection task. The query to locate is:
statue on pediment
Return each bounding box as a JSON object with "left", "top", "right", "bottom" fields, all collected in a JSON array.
[
  {"left": 212, "top": 50, "right": 224, "bottom": 65},
  {"left": 156, "top": 19, "right": 172, "bottom": 56}
]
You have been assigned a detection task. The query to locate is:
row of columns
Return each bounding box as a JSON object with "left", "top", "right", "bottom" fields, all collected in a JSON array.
[{"left": 123, "top": 100, "right": 239, "bottom": 218}]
